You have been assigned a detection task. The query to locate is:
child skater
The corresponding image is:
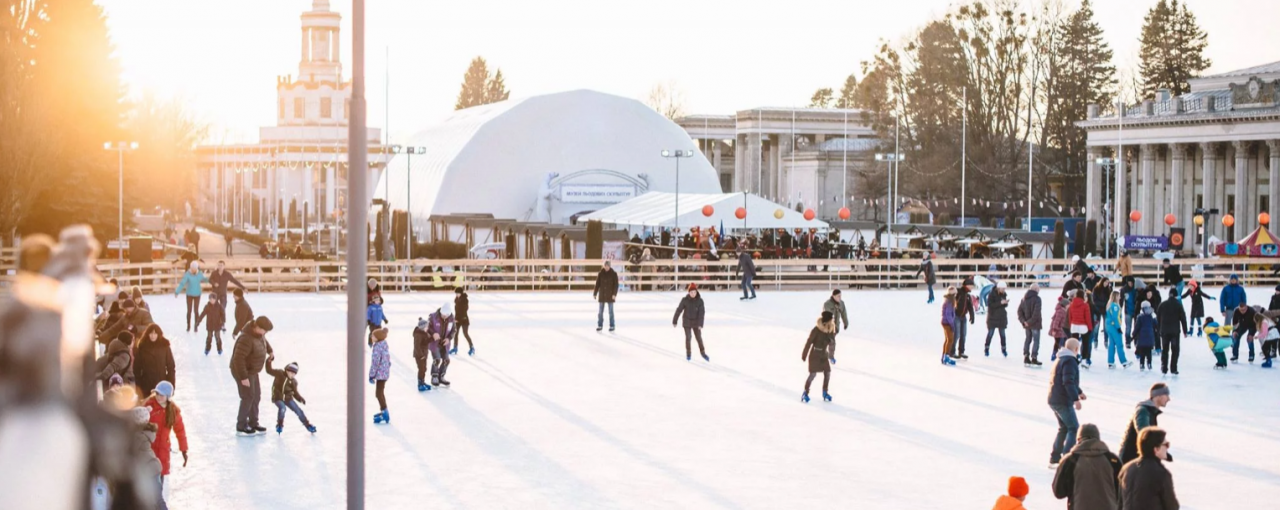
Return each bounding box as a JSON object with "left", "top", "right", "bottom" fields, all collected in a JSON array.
[
  {"left": 672, "top": 283, "right": 709, "bottom": 362},
  {"left": 801, "top": 311, "right": 837, "bottom": 403},
  {"left": 940, "top": 287, "right": 957, "bottom": 366},
  {"left": 266, "top": 355, "right": 315, "bottom": 433},
  {"left": 1133, "top": 302, "right": 1158, "bottom": 370},
  {"left": 1254, "top": 313, "right": 1277, "bottom": 368},
  {"left": 1203, "top": 318, "right": 1233, "bottom": 369},
  {"left": 195, "top": 294, "right": 225, "bottom": 355},
  {"left": 450, "top": 286, "right": 475, "bottom": 356},
  {"left": 1180, "top": 279, "right": 1214, "bottom": 336},
  {"left": 1105, "top": 290, "right": 1131, "bottom": 369},
  {"left": 367, "top": 296, "right": 389, "bottom": 347},
  {"left": 143, "top": 381, "right": 187, "bottom": 488},
  {"left": 413, "top": 318, "right": 433, "bottom": 391},
  {"left": 1048, "top": 296, "right": 1071, "bottom": 362},
  {"left": 369, "top": 328, "right": 391, "bottom": 423}
]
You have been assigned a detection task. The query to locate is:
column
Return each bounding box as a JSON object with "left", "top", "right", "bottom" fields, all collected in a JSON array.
[
  {"left": 1201, "top": 142, "right": 1219, "bottom": 241},
  {"left": 1130, "top": 148, "right": 1139, "bottom": 230},
  {"left": 1085, "top": 147, "right": 1101, "bottom": 225},
  {"left": 1114, "top": 147, "right": 1128, "bottom": 238},
  {"left": 733, "top": 135, "right": 745, "bottom": 192},
  {"left": 712, "top": 141, "right": 723, "bottom": 188},
  {"left": 301, "top": 28, "right": 308, "bottom": 62},
  {"left": 326, "top": 163, "right": 336, "bottom": 220},
  {"left": 1170, "top": 144, "right": 1186, "bottom": 244},
  {"left": 1270, "top": 140, "right": 1280, "bottom": 231},
  {"left": 1234, "top": 141, "right": 1250, "bottom": 240},
  {"left": 1141, "top": 144, "right": 1156, "bottom": 235}
]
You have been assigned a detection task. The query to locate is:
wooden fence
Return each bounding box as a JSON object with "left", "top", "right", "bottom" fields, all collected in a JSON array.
[{"left": 5, "top": 256, "right": 1278, "bottom": 295}]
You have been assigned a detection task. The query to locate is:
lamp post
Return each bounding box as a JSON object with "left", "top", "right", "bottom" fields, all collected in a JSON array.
[
  {"left": 1097, "top": 157, "right": 1116, "bottom": 257},
  {"left": 103, "top": 141, "right": 139, "bottom": 261},
  {"left": 1193, "top": 208, "right": 1218, "bottom": 258},
  {"left": 390, "top": 145, "right": 426, "bottom": 258},
  {"left": 874, "top": 152, "right": 905, "bottom": 258},
  {"left": 661, "top": 149, "right": 695, "bottom": 260}
]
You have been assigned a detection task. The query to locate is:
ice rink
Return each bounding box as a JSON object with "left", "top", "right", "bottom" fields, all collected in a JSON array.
[{"left": 152, "top": 286, "right": 1280, "bottom": 509}]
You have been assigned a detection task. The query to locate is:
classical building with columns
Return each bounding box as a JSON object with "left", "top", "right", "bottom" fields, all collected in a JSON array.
[
  {"left": 1078, "top": 61, "right": 1280, "bottom": 253},
  {"left": 195, "top": 0, "right": 389, "bottom": 234},
  {"left": 677, "top": 107, "right": 882, "bottom": 221}
]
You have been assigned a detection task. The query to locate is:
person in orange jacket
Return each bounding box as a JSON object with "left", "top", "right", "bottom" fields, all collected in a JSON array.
[
  {"left": 1068, "top": 289, "right": 1096, "bottom": 367},
  {"left": 992, "top": 476, "right": 1030, "bottom": 510}
]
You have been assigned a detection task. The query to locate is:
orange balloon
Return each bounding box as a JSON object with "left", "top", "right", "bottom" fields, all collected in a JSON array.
[
  {"left": 1222, "top": 214, "right": 1235, "bottom": 227},
  {"left": 702, "top": 205, "right": 714, "bottom": 217},
  {"left": 1260, "top": 212, "right": 1271, "bottom": 226},
  {"left": 838, "top": 207, "right": 851, "bottom": 220},
  {"left": 1164, "top": 213, "right": 1176, "bottom": 226},
  {"left": 803, "top": 209, "right": 816, "bottom": 221},
  {"left": 1129, "top": 210, "right": 1142, "bottom": 222},
  {"left": 735, "top": 207, "right": 747, "bottom": 220}
]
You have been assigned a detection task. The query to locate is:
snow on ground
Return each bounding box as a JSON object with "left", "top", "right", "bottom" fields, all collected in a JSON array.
[{"left": 153, "top": 286, "right": 1280, "bottom": 509}]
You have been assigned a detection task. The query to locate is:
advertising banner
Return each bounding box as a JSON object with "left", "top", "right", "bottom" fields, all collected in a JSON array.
[
  {"left": 1123, "top": 235, "right": 1168, "bottom": 251},
  {"left": 560, "top": 184, "right": 636, "bottom": 204}
]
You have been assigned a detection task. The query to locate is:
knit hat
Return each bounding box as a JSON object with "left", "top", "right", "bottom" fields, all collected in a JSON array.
[
  {"left": 996, "top": 281, "right": 1007, "bottom": 289},
  {"left": 285, "top": 362, "right": 299, "bottom": 373},
  {"left": 441, "top": 302, "right": 454, "bottom": 316},
  {"left": 1007, "top": 476, "right": 1029, "bottom": 498},
  {"left": 1150, "top": 384, "right": 1171, "bottom": 399},
  {"left": 1141, "top": 301, "right": 1153, "bottom": 312},
  {"left": 132, "top": 406, "right": 151, "bottom": 425},
  {"left": 417, "top": 317, "right": 428, "bottom": 329},
  {"left": 254, "top": 316, "right": 274, "bottom": 332},
  {"left": 1230, "top": 273, "right": 1239, "bottom": 281},
  {"left": 116, "top": 331, "right": 133, "bottom": 344},
  {"left": 1078, "top": 423, "right": 1100, "bottom": 441},
  {"left": 372, "top": 328, "right": 388, "bottom": 341},
  {"left": 687, "top": 283, "right": 698, "bottom": 291},
  {"left": 154, "top": 380, "right": 174, "bottom": 398},
  {"left": 190, "top": 261, "right": 200, "bottom": 270},
  {"left": 821, "top": 311, "right": 834, "bottom": 323}
]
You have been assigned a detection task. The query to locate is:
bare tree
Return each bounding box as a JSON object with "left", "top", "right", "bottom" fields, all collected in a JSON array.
[{"left": 644, "top": 81, "right": 687, "bottom": 120}]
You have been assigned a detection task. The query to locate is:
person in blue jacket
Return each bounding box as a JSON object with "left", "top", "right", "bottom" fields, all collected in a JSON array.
[
  {"left": 1220, "top": 274, "right": 1247, "bottom": 325},
  {"left": 1048, "top": 337, "right": 1086, "bottom": 467},
  {"left": 1122, "top": 277, "right": 1139, "bottom": 348},
  {"left": 175, "top": 262, "right": 209, "bottom": 332},
  {"left": 366, "top": 296, "right": 389, "bottom": 346}
]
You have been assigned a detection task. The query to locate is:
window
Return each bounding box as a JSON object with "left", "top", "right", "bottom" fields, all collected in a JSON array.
[
  {"left": 321, "top": 97, "right": 332, "bottom": 119},
  {"left": 278, "top": 98, "right": 285, "bottom": 118},
  {"left": 294, "top": 97, "right": 304, "bottom": 118}
]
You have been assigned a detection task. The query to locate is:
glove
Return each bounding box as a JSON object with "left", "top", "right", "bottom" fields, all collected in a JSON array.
[
  {"left": 369, "top": 378, "right": 375, "bottom": 385},
  {"left": 182, "top": 451, "right": 189, "bottom": 467}
]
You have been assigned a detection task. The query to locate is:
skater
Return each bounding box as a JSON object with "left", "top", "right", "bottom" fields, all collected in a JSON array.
[
  {"left": 1048, "top": 338, "right": 1086, "bottom": 467},
  {"left": 101, "top": 298, "right": 154, "bottom": 343},
  {"left": 1259, "top": 312, "right": 1279, "bottom": 368},
  {"left": 1052, "top": 423, "right": 1122, "bottom": 510},
  {"left": 450, "top": 286, "right": 474, "bottom": 356},
  {"left": 1156, "top": 288, "right": 1187, "bottom": 374},
  {"left": 1219, "top": 273, "right": 1246, "bottom": 326},
  {"left": 953, "top": 279, "right": 975, "bottom": 359},
  {"left": 1116, "top": 252, "right": 1133, "bottom": 279},
  {"left": 1119, "top": 427, "right": 1180, "bottom": 509},
  {"left": 1067, "top": 290, "right": 1094, "bottom": 367},
  {"left": 984, "top": 281, "right": 1009, "bottom": 357},
  {"left": 230, "top": 316, "right": 274, "bottom": 434},
  {"left": 195, "top": 294, "right": 225, "bottom": 355},
  {"left": 367, "top": 296, "right": 389, "bottom": 347},
  {"left": 823, "top": 289, "right": 850, "bottom": 334},
  {"left": 142, "top": 381, "right": 188, "bottom": 484},
  {"left": 1118, "top": 383, "right": 1171, "bottom": 464},
  {"left": 915, "top": 251, "right": 936, "bottom": 303},
  {"left": 1179, "top": 280, "right": 1213, "bottom": 336},
  {"left": 1204, "top": 318, "right": 1233, "bottom": 368},
  {"left": 1133, "top": 302, "right": 1157, "bottom": 370},
  {"left": 800, "top": 311, "right": 837, "bottom": 403},
  {"left": 593, "top": 261, "right": 619, "bottom": 331},
  {"left": 941, "top": 287, "right": 958, "bottom": 365},
  {"left": 1104, "top": 291, "right": 1131, "bottom": 368},
  {"left": 1229, "top": 301, "right": 1257, "bottom": 363},
  {"left": 174, "top": 262, "right": 208, "bottom": 332},
  {"left": 1049, "top": 295, "right": 1071, "bottom": 361},
  {"left": 366, "top": 278, "right": 383, "bottom": 306},
  {"left": 1160, "top": 258, "right": 1184, "bottom": 297},
  {"left": 412, "top": 318, "right": 434, "bottom": 391},
  {"left": 231, "top": 288, "right": 254, "bottom": 337},
  {"left": 369, "top": 328, "right": 391, "bottom": 424},
  {"left": 265, "top": 356, "right": 314, "bottom": 433},
  {"left": 1090, "top": 278, "right": 1113, "bottom": 354},
  {"left": 1017, "top": 286, "right": 1042, "bottom": 366},
  {"left": 1062, "top": 271, "right": 1084, "bottom": 299},
  {"left": 991, "top": 476, "right": 1030, "bottom": 510},
  {"left": 673, "top": 283, "right": 709, "bottom": 361},
  {"left": 1122, "top": 278, "right": 1139, "bottom": 346},
  {"left": 132, "top": 324, "right": 176, "bottom": 400},
  {"left": 208, "top": 260, "right": 245, "bottom": 317},
  {"left": 427, "top": 303, "right": 456, "bottom": 387},
  {"left": 1270, "top": 284, "right": 1280, "bottom": 311},
  {"left": 737, "top": 248, "right": 757, "bottom": 300}
]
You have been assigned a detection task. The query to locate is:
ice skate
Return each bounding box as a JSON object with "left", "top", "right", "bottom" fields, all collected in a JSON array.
[
  {"left": 305, "top": 424, "right": 317, "bottom": 433},
  {"left": 468, "top": 347, "right": 475, "bottom": 356},
  {"left": 1262, "top": 359, "right": 1273, "bottom": 368},
  {"left": 801, "top": 392, "right": 810, "bottom": 403},
  {"left": 1002, "top": 348, "right": 1007, "bottom": 357},
  {"left": 687, "top": 355, "right": 691, "bottom": 361},
  {"left": 418, "top": 382, "right": 432, "bottom": 392},
  {"left": 1108, "top": 363, "right": 1115, "bottom": 369},
  {"left": 822, "top": 392, "right": 832, "bottom": 402},
  {"left": 438, "top": 378, "right": 451, "bottom": 387},
  {"left": 448, "top": 346, "right": 458, "bottom": 355},
  {"left": 702, "top": 354, "right": 710, "bottom": 362},
  {"left": 276, "top": 425, "right": 283, "bottom": 434},
  {"left": 373, "top": 412, "right": 384, "bottom": 424},
  {"left": 1122, "top": 361, "right": 1133, "bottom": 368}
]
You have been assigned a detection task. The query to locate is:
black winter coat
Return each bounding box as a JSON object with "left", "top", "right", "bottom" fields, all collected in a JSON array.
[
  {"left": 454, "top": 292, "right": 470, "bottom": 325},
  {"left": 673, "top": 294, "right": 706, "bottom": 328},
  {"left": 593, "top": 268, "right": 619, "bottom": 303},
  {"left": 1156, "top": 300, "right": 1187, "bottom": 336},
  {"left": 986, "top": 290, "right": 1009, "bottom": 328},
  {"left": 265, "top": 359, "right": 305, "bottom": 403},
  {"left": 1018, "top": 290, "right": 1043, "bottom": 330},
  {"left": 232, "top": 298, "right": 254, "bottom": 336},
  {"left": 1181, "top": 287, "right": 1213, "bottom": 318},
  {"left": 1161, "top": 265, "right": 1183, "bottom": 286},
  {"left": 1048, "top": 353, "right": 1084, "bottom": 407},
  {"left": 1119, "top": 401, "right": 1163, "bottom": 464},
  {"left": 196, "top": 301, "right": 225, "bottom": 331},
  {"left": 1119, "top": 457, "right": 1180, "bottom": 510},
  {"left": 132, "top": 337, "right": 176, "bottom": 396},
  {"left": 230, "top": 332, "right": 272, "bottom": 381},
  {"left": 1270, "top": 293, "right": 1280, "bottom": 312},
  {"left": 916, "top": 260, "right": 936, "bottom": 285}
]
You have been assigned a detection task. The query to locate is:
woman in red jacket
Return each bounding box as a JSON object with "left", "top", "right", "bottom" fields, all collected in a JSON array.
[
  {"left": 1067, "top": 289, "right": 1095, "bottom": 367},
  {"left": 144, "top": 380, "right": 188, "bottom": 483}
]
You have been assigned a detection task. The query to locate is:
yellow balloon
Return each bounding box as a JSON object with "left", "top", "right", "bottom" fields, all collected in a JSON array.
[{"left": 774, "top": 208, "right": 785, "bottom": 219}]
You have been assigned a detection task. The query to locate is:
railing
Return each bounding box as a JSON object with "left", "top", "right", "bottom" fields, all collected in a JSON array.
[{"left": 4, "top": 257, "right": 1273, "bottom": 295}]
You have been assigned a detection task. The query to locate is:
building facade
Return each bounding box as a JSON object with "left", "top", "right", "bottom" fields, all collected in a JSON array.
[
  {"left": 678, "top": 107, "right": 882, "bottom": 221},
  {"left": 1079, "top": 61, "right": 1280, "bottom": 253},
  {"left": 195, "top": 0, "right": 388, "bottom": 234}
]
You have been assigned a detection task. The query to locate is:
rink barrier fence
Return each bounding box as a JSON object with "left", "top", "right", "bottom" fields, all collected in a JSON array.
[{"left": 5, "top": 257, "right": 1278, "bottom": 294}]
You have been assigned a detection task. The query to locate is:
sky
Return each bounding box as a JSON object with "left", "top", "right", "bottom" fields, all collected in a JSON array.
[{"left": 98, "top": 0, "right": 1280, "bottom": 145}]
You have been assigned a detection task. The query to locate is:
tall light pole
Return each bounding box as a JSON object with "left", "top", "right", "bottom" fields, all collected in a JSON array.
[
  {"left": 661, "top": 149, "right": 695, "bottom": 259},
  {"left": 104, "top": 141, "right": 138, "bottom": 261},
  {"left": 389, "top": 145, "right": 425, "bottom": 258},
  {"left": 347, "top": 0, "right": 368, "bottom": 507},
  {"left": 875, "top": 152, "right": 905, "bottom": 258},
  {"left": 1097, "top": 157, "right": 1115, "bottom": 257}
]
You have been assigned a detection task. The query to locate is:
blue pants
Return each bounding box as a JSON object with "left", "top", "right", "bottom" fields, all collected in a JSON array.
[
  {"left": 274, "top": 399, "right": 309, "bottom": 426},
  {"left": 1023, "top": 329, "right": 1041, "bottom": 359},
  {"left": 1125, "top": 314, "right": 1135, "bottom": 344},
  {"left": 926, "top": 284, "right": 934, "bottom": 302},
  {"left": 597, "top": 302, "right": 615, "bottom": 329},
  {"left": 1106, "top": 329, "right": 1128, "bottom": 364},
  {"left": 953, "top": 320, "right": 968, "bottom": 356},
  {"left": 741, "top": 274, "right": 756, "bottom": 298},
  {"left": 1050, "top": 404, "right": 1079, "bottom": 463},
  {"left": 1231, "top": 330, "right": 1255, "bottom": 359}
]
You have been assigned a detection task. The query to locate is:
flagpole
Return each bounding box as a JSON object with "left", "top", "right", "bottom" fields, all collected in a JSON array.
[{"left": 961, "top": 86, "right": 966, "bottom": 227}]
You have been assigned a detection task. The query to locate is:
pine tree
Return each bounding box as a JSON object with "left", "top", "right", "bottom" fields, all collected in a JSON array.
[
  {"left": 809, "top": 88, "right": 833, "bottom": 108},
  {"left": 455, "top": 57, "right": 490, "bottom": 110},
  {"left": 485, "top": 69, "right": 509, "bottom": 103},
  {"left": 836, "top": 74, "right": 858, "bottom": 108},
  {"left": 1043, "top": 0, "right": 1114, "bottom": 196},
  {"left": 1138, "top": 0, "right": 1209, "bottom": 97}
]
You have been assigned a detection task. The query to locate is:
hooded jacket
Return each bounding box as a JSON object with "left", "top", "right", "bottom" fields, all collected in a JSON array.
[
  {"left": 802, "top": 319, "right": 836, "bottom": 360},
  {"left": 823, "top": 297, "right": 850, "bottom": 330},
  {"left": 196, "top": 300, "right": 225, "bottom": 331},
  {"left": 1050, "top": 297, "right": 1071, "bottom": 339},
  {"left": 412, "top": 320, "right": 432, "bottom": 359},
  {"left": 1068, "top": 297, "right": 1094, "bottom": 329},
  {"left": 1048, "top": 349, "right": 1083, "bottom": 406},
  {"left": 1181, "top": 285, "right": 1213, "bottom": 318},
  {"left": 1017, "top": 288, "right": 1043, "bottom": 330},
  {"left": 916, "top": 259, "right": 936, "bottom": 285},
  {"left": 1220, "top": 278, "right": 1247, "bottom": 312},
  {"left": 95, "top": 338, "right": 133, "bottom": 382},
  {"left": 1116, "top": 256, "right": 1133, "bottom": 277},
  {"left": 427, "top": 310, "right": 455, "bottom": 346},
  {"left": 942, "top": 298, "right": 956, "bottom": 327},
  {"left": 673, "top": 292, "right": 706, "bottom": 328},
  {"left": 265, "top": 358, "right": 305, "bottom": 403},
  {"left": 1119, "top": 400, "right": 1164, "bottom": 464},
  {"left": 144, "top": 396, "right": 187, "bottom": 476},
  {"left": 991, "top": 495, "right": 1027, "bottom": 510},
  {"left": 986, "top": 289, "right": 1010, "bottom": 329},
  {"left": 1134, "top": 309, "right": 1158, "bottom": 348},
  {"left": 366, "top": 302, "right": 388, "bottom": 327},
  {"left": 1053, "top": 438, "right": 1122, "bottom": 510},
  {"left": 132, "top": 337, "right": 176, "bottom": 397},
  {"left": 368, "top": 334, "right": 391, "bottom": 381}
]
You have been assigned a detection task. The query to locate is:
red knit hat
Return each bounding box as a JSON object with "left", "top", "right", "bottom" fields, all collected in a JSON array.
[
  {"left": 687, "top": 283, "right": 698, "bottom": 291},
  {"left": 1007, "top": 476, "right": 1029, "bottom": 498}
]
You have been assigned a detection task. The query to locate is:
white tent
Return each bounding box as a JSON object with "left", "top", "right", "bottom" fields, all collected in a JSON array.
[{"left": 579, "top": 191, "right": 829, "bottom": 232}]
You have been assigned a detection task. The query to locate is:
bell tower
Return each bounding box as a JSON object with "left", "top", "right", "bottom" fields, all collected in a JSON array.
[{"left": 298, "top": 0, "right": 342, "bottom": 84}]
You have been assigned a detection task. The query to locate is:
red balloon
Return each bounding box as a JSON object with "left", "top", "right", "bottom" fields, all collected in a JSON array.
[
  {"left": 1129, "top": 210, "right": 1142, "bottom": 223},
  {"left": 1222, "top": 214, "right": 1235, "bottom": 227},
  {"left": 1164, "top": 213, "right": 1176, "bottom": 226},
  {"left": 702, "top": 205, "right": 714, "bottom": 217},
  {"left": 803, "top": 209, "right": 816, "bottom": 221},
  {"left": 735, "top": 207, "right": 747, "bottom": 220},
  {"left": 838, "top": 207, "right": 851, "bottom": 220},
  {"left": 1260, "top": 212, "right": 1271, "bottom": 226}
]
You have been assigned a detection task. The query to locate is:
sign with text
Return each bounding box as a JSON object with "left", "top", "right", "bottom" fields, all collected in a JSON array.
[
  {"left": 1123, "top": 235, "right": 1169, "bottom": 251},
  {"left": 560, "top": 184, "right": 636, "bottom": 204}
]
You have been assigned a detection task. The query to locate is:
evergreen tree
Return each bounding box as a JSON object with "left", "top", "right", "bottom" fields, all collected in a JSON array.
[
  {"left": 809, "top": 88, "right": 833, "bottom": 108},
  {"left": 1138, "top": 0, "right": 1209, "bottom": 97},
  {"left": 455, "top": 57, "right": 491, "bottom": 110},
  {"left": 1043, "top": 0, "right": 1114, "bottom": 203},
  {"left": 485, "top": 69, "right": 509, "bottom": 103},
  {"left": 836, "top": 74, "right": 858, "bottom": 108}
]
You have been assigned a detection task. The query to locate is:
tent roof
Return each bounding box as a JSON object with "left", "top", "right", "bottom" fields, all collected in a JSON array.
[
  {"left": 1216, "top": 225, "right": 1280, "bottom": 256},
  {"left": 579, "top": 191, "right": 829, "bottom": 232}
]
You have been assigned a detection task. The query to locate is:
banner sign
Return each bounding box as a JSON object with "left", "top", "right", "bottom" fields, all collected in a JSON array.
[
  {"left": 560, "top": 184, "right": 636, "bottom": 204},
  {"left": 1123, "top": 235, "right": 1169, "bottom": 251},
  {"left": 1169, "top": 228, "right": 1185, "bottom": 250}
]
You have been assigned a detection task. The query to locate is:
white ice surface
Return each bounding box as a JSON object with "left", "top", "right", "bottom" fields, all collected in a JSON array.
[{"left": 153, "top": 287, "right": 1280, "bottom": 509}]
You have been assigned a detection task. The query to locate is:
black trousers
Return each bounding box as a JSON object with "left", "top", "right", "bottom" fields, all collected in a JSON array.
[
  {"left": 185, "top": 296, "right": 200, "bottom": 329},
  {"left": 1160, "top": 333, "right": 1181, "bottom": 373},
  {"left": 452, "top": 323, "right": 473, "bottom": 350},
  {"left": 804, "top": 370, "right": 830, "bottom": 393},
  {"left": 683, "top": 326, "right": 706, "bottom": 357},
  {"left": 236, "top": 374, "right": 261, "bottom": 429},
  {"left": 374, "top": 379, "right": 387, "bottom": 410},
  {"left": 205, "top": 328, "right": 222, "bottom": 352}
]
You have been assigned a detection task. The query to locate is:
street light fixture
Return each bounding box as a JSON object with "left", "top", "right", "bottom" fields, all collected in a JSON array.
[
  {"left": 661, "top": 149, "right": 695, "bottom": 260},
  {"left": 104, "top": 141, "right": 139, "bottom": 261},
  {"left": 390, "top": 145, "right": 426, "bottom": 258},
  {"left": 874, "top": 152, "right": 904, "bottom": 258}
]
